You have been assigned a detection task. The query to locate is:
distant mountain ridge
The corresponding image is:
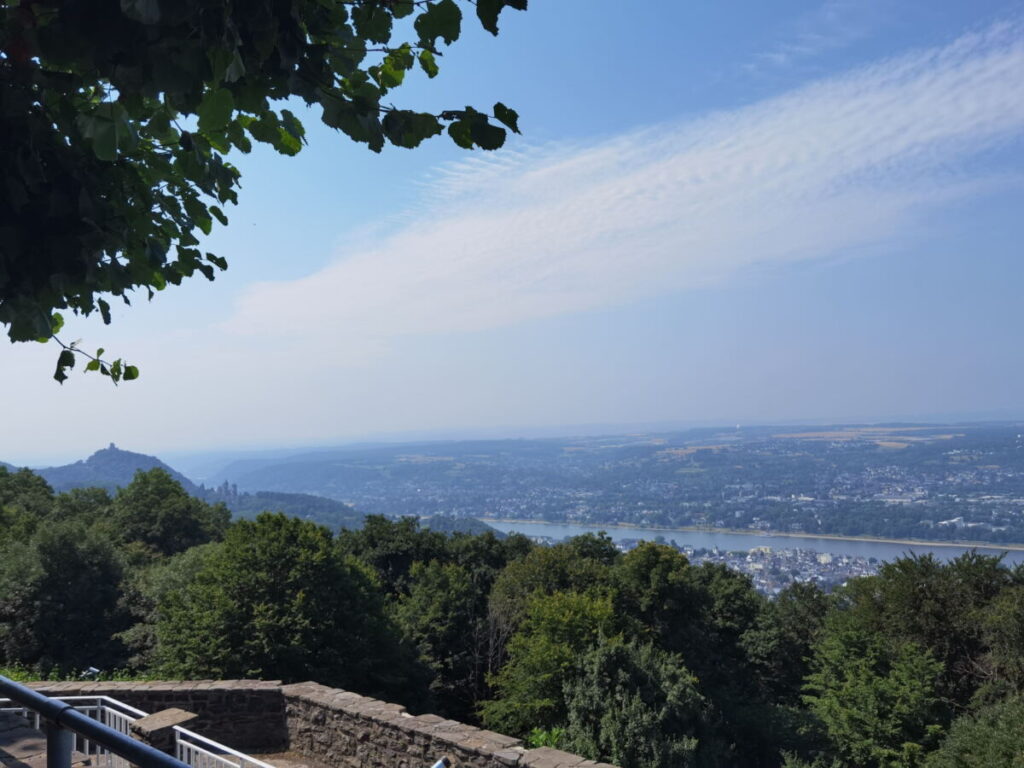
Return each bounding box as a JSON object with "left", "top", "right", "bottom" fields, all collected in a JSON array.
[
  {"left": 37, "top": 444, "right": 200, "bottom": 494},
  {"left": 5, "top": 444, "right": 363, "bottom": 530}
]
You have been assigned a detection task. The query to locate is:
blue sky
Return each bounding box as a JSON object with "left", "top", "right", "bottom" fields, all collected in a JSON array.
[{"left": 3, "top": 0, "right": 1024, "bottom": 465}]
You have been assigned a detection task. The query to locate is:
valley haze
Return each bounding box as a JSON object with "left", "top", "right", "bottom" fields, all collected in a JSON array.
[{"left": 10, "top": 421, "right": 1024, "bottom": 556}]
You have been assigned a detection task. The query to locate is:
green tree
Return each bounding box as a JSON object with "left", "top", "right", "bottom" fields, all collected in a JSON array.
[
  {"left": 611, "top": 543, "right": 704, "bottom": 651},
  {"left": 487, "top": 538, "right": 615, "bottom": 672},
  {"left": 394, "top": 560, "right": 483, "bottom": 720},
  {"left": 50, "top": 486, "right": 113, "bottom": 526},
  {"left": 744, "top": 582, "right": 832, "bottom": 704},
  {"left": 1, "top": 0, "right": 525, "bottom": 380},
  {"left": 0, "top": 467, "right": 54, "bottom": 547},
  {"left": 480, "top": 590, "right": 619, "bottom": 736},
  {"left": 116, "top": 542, "right": 220, "bottom": 670},
  {"left": 0, "top": 521, "right": 127, "bottom": 672},
  {"left": 107, "top": 468, "right": 229, "bottom": 557},
  {"left": 562, "top": 639, "right": 716, "bottom": 768},
  {"left": 978, "top": 586, "right": 1024, "bottom": 700},
  {"left": 154, "top": 513, "right": 422, "bottom": 703},
  {"left": 832, "top": 553, "right": 1012, "bottom": 708},
  {"left": 338, "top": 514, "right": 450, "bottom": 597},
  {"left": 925, "top": 697, "right": 1024, "bottom": 768},
  {"left": 804, "top": 629, "right": 946, "bottom": 768}
]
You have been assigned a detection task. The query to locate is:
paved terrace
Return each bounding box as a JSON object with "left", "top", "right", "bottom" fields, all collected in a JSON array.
[{"left": 0, "top": 711, "right": 89, "bottom": 768}]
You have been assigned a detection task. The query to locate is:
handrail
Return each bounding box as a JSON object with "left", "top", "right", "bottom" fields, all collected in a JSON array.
[
  {"left": 0, "top": 675, "right": 190, "bottom": 768},
  {"left": 173, "top": 726, "right": 277, "bottom": 768},
  {"left": 60, "top": 696, "right": 150, "bottom": 719}
]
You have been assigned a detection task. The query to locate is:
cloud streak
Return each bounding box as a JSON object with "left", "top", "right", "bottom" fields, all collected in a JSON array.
[
  {"left": 227, "top": 21, "right": 1024, "bottom": 357},
  {"left": 752, "top": 0, "right": 887, "bottom": 69}
]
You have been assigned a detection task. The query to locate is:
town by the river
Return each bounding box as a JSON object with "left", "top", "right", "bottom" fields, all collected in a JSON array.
[
  {"left": 484, "top": 519, "right": 1024, "bottom": 566},
  {"left": 483, "top": 519, "right": 1024, "bottom": 594}
]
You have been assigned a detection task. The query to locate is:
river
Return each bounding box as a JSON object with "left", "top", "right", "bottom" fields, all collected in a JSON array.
[{"left": 484, "top": 519, "right": 1024, "bottom": 566}]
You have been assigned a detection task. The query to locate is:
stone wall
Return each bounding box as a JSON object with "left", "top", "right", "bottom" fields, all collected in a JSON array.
[
  {"left": 281, "top": 682, "right": 615, "bottom": 768},
  {"left": 28, "top": 681, "right": 617, "bottom": 768},
  {"left": 28, "top": 680, "right": 285, "bottom": 750}
]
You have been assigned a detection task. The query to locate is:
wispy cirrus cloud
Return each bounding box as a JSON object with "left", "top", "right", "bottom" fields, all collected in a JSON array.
[
  {"left": 752, "top": 0, "right": 889, "bottom": 70},
  {"left": 225, "top": 20, "right": 1024, "bottom": 359}
]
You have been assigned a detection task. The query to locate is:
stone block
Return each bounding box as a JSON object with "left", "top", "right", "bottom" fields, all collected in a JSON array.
[
  {"left": 473, "top": 730, "right": 522, "bottom": 748},
  {"left": 129, "top": 708, "right": 198, "bottom": 754},
  {"left": 493, "top": 748, "right": 525, "bottom": 766},
  {"left": 521, "top": 747, "right": 588, "bottom": 768}
]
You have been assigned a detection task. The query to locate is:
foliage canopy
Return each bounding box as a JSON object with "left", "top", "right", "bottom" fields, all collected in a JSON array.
[
  {"left": 4, "top": 474, "right": 1024, "bottom": 768},
  {"left": 0, "top": 0, "right": 525, "bottom": 380}
]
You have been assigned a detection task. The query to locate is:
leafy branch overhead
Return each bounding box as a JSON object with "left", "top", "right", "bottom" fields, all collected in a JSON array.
[{"left": 0, "top": 0, "right": 526, "bottom": 381}]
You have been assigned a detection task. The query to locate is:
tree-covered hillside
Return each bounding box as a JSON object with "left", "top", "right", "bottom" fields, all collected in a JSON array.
[
  {"left": 5, "top": 446, "right": 363, "bottom": 530},
  {"left": 36, "top": 444, "right": 200, "bottom": 494},
  {"left": 1, "top": 465, "right": 1022, "bottom": 768}
]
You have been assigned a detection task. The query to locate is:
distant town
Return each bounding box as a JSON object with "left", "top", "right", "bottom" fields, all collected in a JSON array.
[
  {"left": 204, "top": 422, "right": 1024, "bottom": 546},
  {"left": 518, "top": 529, "right": 878, "bottom": 595}
]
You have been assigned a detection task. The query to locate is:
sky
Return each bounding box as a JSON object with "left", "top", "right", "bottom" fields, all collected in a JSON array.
[{"left": 3, "top": 0, "right": 1024, "bottom": 465}]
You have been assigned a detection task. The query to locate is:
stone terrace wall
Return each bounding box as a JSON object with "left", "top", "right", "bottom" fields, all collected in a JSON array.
[
  {"left": 28, "top": 680, "right": 286, "bottom": 750},
  {"left": 28, "top": 681, "right": 617, "bottom": 768},
  {"left": 282, "top": 682, "right": 615, "bottom": 768}
]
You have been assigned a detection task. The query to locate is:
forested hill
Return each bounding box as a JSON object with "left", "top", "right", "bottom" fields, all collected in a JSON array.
[
  {"left": 201, "top": 485, "right": 364, "bottom": 529},
  {"left": 5, "top": 445, "right": 363, "bottom": 530},
  {"left": 36, "top": 444, "right": 200, "bottom": 494}
]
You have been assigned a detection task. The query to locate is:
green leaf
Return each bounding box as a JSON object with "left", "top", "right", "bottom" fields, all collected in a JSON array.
[
  {"left": 418, "top": 50, "right": 439, "bottom": 78},
  {"left": 88, "top": 119, "right": 118, "bottom": 162},
  {"left": 280, "top": 110, "right": 305, "bottom": 143},
  {"left": 470, "top": 119, "right": 506, "bottom": 150},
  {"left": 54, "top": 349, "right": 75, "bottom": 384},
  {"left": 86, "top": 359, "right": 100, "bottom": 372},
  {"left": 123, "top": 365, "right": 140, "bottom": 381},
  {"left": 198, "top": 88, "right": 235, "bottom": 133},
  {"left": 322, "top": 98, "right": 385, "bottom": 151},
  {"left": 416, "top": 0, "right": 462, "bottom": 48},
  {"left": 493, "top": 102, "right": 520, "bottom": 133},
  {"left": 392, "top": 0, "right": 416, "bottom": 19},
  {"left": 476, "top": 0, "right": 527, "bottom": 35},
  {"left": 210, "top": 206, "right": 229, "bottom": 226},
  {"left": 50, "top": 312, "right": 64, "bottom": 335},
  {"left": 475, "top": 0, "right": 502, "bottom": 35},
  {"left": 246, "top": 113, "right": 281, "bottom": 145},
  {"left": 146, "top": 110, "right": 177, "bottom": 143},
  {"left": 98, "top": 299, "right": 111, "bottom": 325},
  {"left": 184, "top": 197, "right": 213, "bottom": 235},
  {"left": 352, "top": 4, "right": 392, "bottom": 44},
  {"left": 383, "top": 111, "right": 443, "bottom": 148},
  {"left": 447, "top": 119, "right": 473, "bottom": 149},
  {"left": 376, "top": 46, "right": 413, "bottom": 88}
]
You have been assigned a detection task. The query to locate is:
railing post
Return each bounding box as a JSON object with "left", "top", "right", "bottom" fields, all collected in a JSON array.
[{"left": 45, "top": 720, "right": 74, "bottom": 768}]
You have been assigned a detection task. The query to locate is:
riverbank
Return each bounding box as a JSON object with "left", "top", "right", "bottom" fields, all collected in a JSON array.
[{"left": 479, "top": 517, "right": 1024, "bottom": 552}]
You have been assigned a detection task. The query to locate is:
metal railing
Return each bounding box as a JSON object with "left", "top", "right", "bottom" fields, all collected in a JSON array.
[
  {"left": 0, "top": 675, "right": 189, "bottom": 768},
  {"left": 174, "top": 727, "right": 275, "bottom": 768},
  {"left": 0, "top": 695, "right": 149, "bottom": 768}
]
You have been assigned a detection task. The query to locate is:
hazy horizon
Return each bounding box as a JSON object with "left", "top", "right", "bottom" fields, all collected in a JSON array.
[{"left": 7, "top": 412, "right": 1024, "bottom": 470}]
